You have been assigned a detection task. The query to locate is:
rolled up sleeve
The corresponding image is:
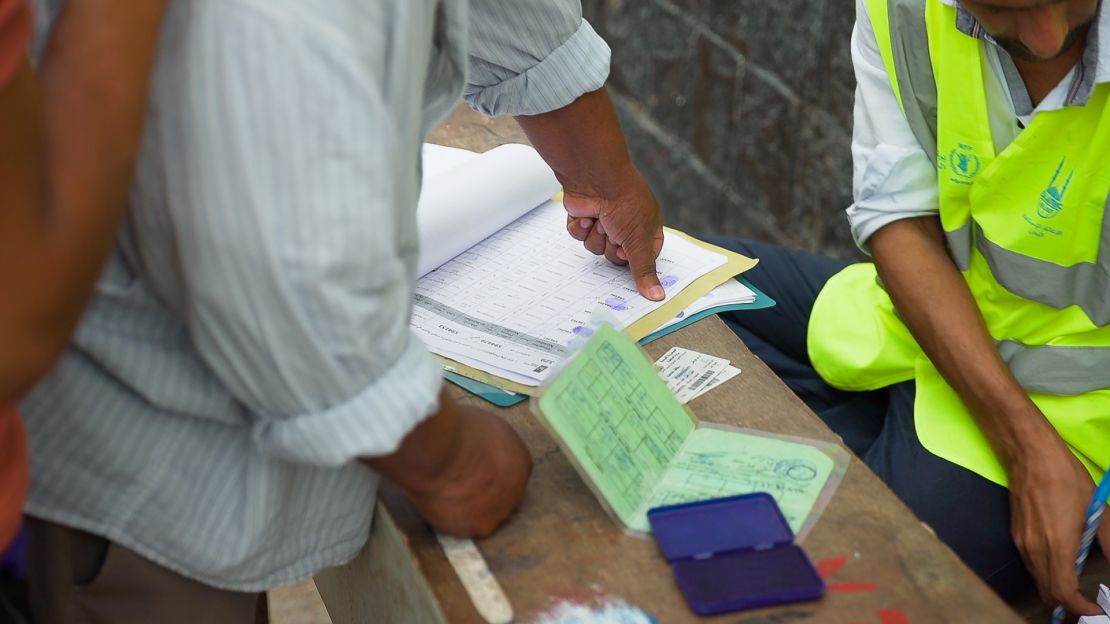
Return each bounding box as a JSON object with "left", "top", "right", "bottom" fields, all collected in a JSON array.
[
  {"left": 154, "top": 1, "right": 442, "bottom": 467},
  {"left": 251, "top": 336, "right": 442, "bottom": 467},
  {"left": 465, "top": 0, "right": 610, "bottom": 116},
  {"left": 847, "top": 0, "right": 938, "bottom": 251}
]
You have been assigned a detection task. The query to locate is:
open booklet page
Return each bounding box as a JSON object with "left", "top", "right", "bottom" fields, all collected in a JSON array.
[
  {"left": 537, "top": 325, "right": 695, "bottom": 529},
  {"left": 417, "top": 143, "right": 560, "bottom": 277},
  {"left": 412, "top": 144, "right": 731, "bottom": 387},
  {"left": 643, "top": 426, "right": 836, "bottom": 534},
  {"left": 412, "top": 201, "right": 728, "bottom": 385},
  {"left": 537, "top": 325, "right": 843, "bottom": 535}
]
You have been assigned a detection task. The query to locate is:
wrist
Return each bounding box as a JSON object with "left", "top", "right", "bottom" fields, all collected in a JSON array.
[
  {"left": 363, "top": 388, "right": 465, "bottom": 498},
  {"left": 558, "top": 157, "right": 639, "bottom": 204},
  {"left": 984, "top": 399, "right": 1062, "bottom": 468},
  {"left": 516, "top": 86, "right": 637, "bottom": 203}
]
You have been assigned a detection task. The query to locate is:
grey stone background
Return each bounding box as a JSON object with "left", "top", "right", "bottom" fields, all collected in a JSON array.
[{"left": 581, "top": 0, "right": 862, "bottom": 259}]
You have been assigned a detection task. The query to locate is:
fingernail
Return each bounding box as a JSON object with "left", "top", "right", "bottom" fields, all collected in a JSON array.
[
  {"left": 649, "top": 286, "right": 665, "bottom": 300},
  {"left": 579, "top": 218, "right": 592, "bottom": 229},
  {"left": 596, "top": 222, "right": 605, "bottom": 235}
]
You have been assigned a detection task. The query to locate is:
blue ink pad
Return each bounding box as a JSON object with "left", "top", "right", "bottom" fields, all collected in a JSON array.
[{"left": 647, "top": 493, "right": 825, "bottom": 616}]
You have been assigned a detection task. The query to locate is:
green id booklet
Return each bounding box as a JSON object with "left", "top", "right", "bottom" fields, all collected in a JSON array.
[{"left": 535, "top": 325, "right": 848, "bottom": 537}]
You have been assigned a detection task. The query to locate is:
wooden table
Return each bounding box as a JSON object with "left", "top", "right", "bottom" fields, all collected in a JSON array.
[{"left": 313, "top": 106, "right": 1022, "bottom": 624}]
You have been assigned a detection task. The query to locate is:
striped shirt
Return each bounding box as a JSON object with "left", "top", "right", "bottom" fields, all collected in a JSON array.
[{"left": 22, "top": 0, "right": 609, "bottom": 591}]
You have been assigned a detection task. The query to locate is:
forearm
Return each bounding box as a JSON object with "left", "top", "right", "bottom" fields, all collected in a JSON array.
[
  {"left": 361, "top": 386, "right": 533, "bottom": 538},
  {"left": 514, "top": 87, "right": 665, "bottom": 299},
  {"left": 0, "top": 0, "right": 165, "bottom": 401},
  {"left": 514, "top": 87, "right": 636, "bottom": 201},
  {"left": 361, "top": 387, "right": 458, "bottom": 498},
  {"left": 869, "top": 217, "right": 1062, "bottom": 465}
]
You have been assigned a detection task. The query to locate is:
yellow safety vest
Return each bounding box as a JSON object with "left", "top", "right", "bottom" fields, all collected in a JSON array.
[{"left": 808, "top": 0, "right": 1110, "bottom": 486}]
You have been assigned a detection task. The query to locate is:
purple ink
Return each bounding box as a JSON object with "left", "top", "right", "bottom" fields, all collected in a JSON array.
[
  {"left": 660, "top": 275, "right": 678, "bottom": 289},
  {"left": 604, "top": 297, "right": 629, "bottom": 312}
]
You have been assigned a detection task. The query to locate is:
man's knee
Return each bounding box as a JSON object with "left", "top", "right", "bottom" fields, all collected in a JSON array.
[{"left": 869, "top": 448, "right": 1031, "bottom": 599}]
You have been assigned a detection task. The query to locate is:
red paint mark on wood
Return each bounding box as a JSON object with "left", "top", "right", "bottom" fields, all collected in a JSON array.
[
  {"left": 877, "top": 607, "right": 910, "bottom": 624},
  {"left": 826, "top": 582, "right": 880, "bottom": 593},
  {"left": 816, "top": 555, "right": 850, "bottom": 579}
]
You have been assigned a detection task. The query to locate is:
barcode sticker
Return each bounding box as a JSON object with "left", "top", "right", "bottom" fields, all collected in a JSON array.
[
  {"left": 654, "top": 347, "right": 735, "bottom": 404},
  {"left": 688, "top": 369, "right": 716, "bottom": 391}
]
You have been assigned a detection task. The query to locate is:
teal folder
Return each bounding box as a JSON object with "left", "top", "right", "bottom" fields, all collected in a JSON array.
[{"left": 443, "top": 278, "right": 776, "bottom": 407}]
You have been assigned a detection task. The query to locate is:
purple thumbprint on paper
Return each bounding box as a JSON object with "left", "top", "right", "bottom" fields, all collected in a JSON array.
[{"left": 604, "top": 297, "right": 629, "bottom": 312}]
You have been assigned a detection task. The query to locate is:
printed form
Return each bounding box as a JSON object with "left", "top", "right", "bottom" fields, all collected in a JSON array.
[{"left": 411, "top": 199, "right": 727, "bottom": 386}]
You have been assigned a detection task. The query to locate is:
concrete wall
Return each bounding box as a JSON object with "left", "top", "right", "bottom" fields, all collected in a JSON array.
[{"left": 582, "top": 0, "right": 861, "bottom": 258}]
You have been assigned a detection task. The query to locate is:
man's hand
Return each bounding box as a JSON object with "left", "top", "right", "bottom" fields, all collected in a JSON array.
[
  {"left": 515, "top": 87, "right": 666, "bottom": 301},
  {"left": 405, "top": 407, "right": 533, "bottom": 537},
  {"left": 364, "top": 388, "right": 533, "bottom": 537},
  {"left": 1009, "top": 431, "right": 1105, "bottom": 617},
  {"left": 563, "top": 162, "right": 665, "bottom": 300}
]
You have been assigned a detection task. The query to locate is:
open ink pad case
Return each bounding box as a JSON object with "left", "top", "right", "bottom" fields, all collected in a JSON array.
[{"left": 647, "top": 492, "right": 825, "bottom": 616}]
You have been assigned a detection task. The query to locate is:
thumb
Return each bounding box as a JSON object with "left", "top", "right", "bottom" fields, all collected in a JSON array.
[
  {"left": 562, "top": 192, "right": 601, "bottom": 220},
  {"left": 623, "top": 228, "right": 665, "bottom": 301}
]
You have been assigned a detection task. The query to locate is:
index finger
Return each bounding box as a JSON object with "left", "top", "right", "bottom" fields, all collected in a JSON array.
[
  {"left": 1054, "top": 584, "right": 1100, "bottom": 617},
  {"left": 1050, "top": 543, "right": 1102, "bottom": 616},
  {"left": 623, "top": 227, "right": 665, "bottom": 301}
]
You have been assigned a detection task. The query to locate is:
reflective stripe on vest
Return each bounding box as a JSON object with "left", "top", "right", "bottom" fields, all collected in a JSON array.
[
  {"left": 973, "top": 221, "right": 1110, "bottom": 327},
  {"left": 997, "top": 340, "right": 1110, "bottom": 395},
  {"left": 877, "top": 0, "right": 939, "bottom": 164}
]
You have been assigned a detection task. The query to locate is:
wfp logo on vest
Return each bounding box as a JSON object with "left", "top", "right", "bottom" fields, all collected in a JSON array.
[
  {"left": 940, "top": 144, "right": 981, "bottom": 185},
  {"left": 1036, "top": 158, "right": 1074, "bottom": 219}
]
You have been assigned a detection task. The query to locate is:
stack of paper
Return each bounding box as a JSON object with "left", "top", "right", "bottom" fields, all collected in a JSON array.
[
  {"left": 411, "top": 144, "right": 756, "bottom": 393},
  {"left": 655, "top": 279, "right": 758, "bottom": 334}
]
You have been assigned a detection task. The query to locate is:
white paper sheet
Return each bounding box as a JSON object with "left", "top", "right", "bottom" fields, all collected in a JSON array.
[
  {"left": 422, "top": 144, "right": 477, "bottom": 179},
  {"left": 416, "top": 144, "right": 560, "bottom": 277}
]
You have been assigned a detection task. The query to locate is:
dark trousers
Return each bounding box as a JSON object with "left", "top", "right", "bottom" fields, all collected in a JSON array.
[
  {"left": 26, "top": 517, "right": 266, "bottom": 624},
  {"left": 704, "top": 237, "right": 1034, "bottom": 601}
]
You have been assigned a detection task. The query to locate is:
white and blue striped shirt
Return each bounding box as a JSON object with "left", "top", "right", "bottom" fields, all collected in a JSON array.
[{"left": 22, "top": 0, "right": 609, "bottom": 591}]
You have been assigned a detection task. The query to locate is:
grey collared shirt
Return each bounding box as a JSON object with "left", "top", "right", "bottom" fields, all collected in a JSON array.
[{"left": 23, "top": 0, "right": 609, "bottom": 590}]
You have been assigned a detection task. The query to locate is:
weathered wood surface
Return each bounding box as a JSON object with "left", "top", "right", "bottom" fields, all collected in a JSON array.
[
  {"left": 319, "top": 104, "right": 1021, "bottom": 624},
  {"left": 375, "top": 315, "right": 1019, "bottom": 624}
]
